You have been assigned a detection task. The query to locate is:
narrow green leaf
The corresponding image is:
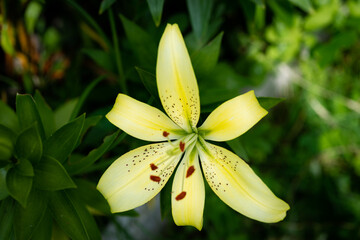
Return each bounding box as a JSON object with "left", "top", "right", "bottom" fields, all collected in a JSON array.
[
  {"left": 15, "top": 124, "right": 42, "bottom": 164},
  {"left": 0, "top": 168, "right": 9, "bottom": 200},
  {"left": 34, "top": 90, "right": 56, "bottom": 139},
  {"left": 135, "top": 67, "right": 159, "bottom": 99},
  {"left": 14, "top": 189, "right": 48, "bottom": 240},
  {"left": 75, "top": 179, "right": 111, "bottom": 215},
  {"left": 120, "top": 14, "right": 157, "bottom": 68},
  {"left": 70, "top": 76, "right": 104, "bottom": 120},
  {"left": 146, "top": 0, "right": 165, "bottom": 27},
  {"left": 43, "top": 114, "right": 85, "bottom": 163},
  {"left": 1, "top": 23, "right": 15, "bottom": 55},
  {"left": 34, "top": 156, "right": 76, "bottom": 191},
  {"left": 16, "top": 94, "right": 45, "bottom": 138},
  {"left": 15, "top": 159, "right": 34, "bottom": 177},
  {"left": 54, "top": 98, "right": 78, "bottom": 130},
  {"left": 67, "top": 130, "right": 120, "bottom": 175},
  {"left": 258, "top": 97, "right": 285, "bottom": 110},
  {"left": 6, "top": 167, "right": 33, "bottom": 207},
  {"left": 81, "top": 115, "right": 103, "bottom": 137},
  {"left": 0, "top": 125, "right": 16, "bottom": 162},
  {"left": 186, "top": 0, "right": 214, "bottom": 45},
  {"left": 191, "top": 32, "right": 223, "bottom": 75},
  {"left": 289, "top": 0, "right": 313, "bottom": 13},
  {"left": 99, "top": 0, "right": 116, "bottom": 14},
  {"left": 0, "top": 197, "right": 16, "bottom": 239},
  {"left": 24, "top": 1, "right": 43, "bottom": 33},
  {"left": 0, "top": 100, "right": 19, "bottom": 132},
  {"left": 227, "top": 138, "right": 249, "bottom": 162},
  {"left": 49, "top": 190, "right": 101, "bottom": 240}
]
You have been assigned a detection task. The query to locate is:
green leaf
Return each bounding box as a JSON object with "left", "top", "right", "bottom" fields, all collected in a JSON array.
[
  {"left": 82, "top": 48, "right": 115, "bottom": 72},
  {"left": 16, "top": 94, "right": 45, "bottom": 138},
  {"left": 49, "top": 190, "right": 101, "bottom": 240},
  {"left": 258, "top": 97, "right": 285, "bottom": 110},
  {"left": 34, "top": 90, "right": 56, "bottom": 139},
  {"left": 43, "top": 114, "right": 85, "bottom": 163},
  {"left": 15, "top": 159, "right": 34, "bottom": 177},
  {"left": 146, "top": 0, "right": 165, "bottom": 27},
  {"left": 34, "top": 156, "right": 76, "bottom": 191},
  {"left": 0, "top": 197, "right": 16, "bottom": 239},
  {"left": 0, "top": 100, "right": 19, "bottom": 132},
  {"left": 70, "top": 76, "right": 104, "bottom": 120},
  {"left": 6, "top": 167, "right": 33, "bottom": 207},
  {"left": 24, "top": 1, "right": 43, "bottom": 33},
  {"left": 30, "top": 208, "right": 52, "bottom": 240},
  {"left": 191, "top": 32, "right": 223, "bottom": 75},
  {"left": 67, "top": 130, "right": 120, "bottom": 175},
  {"left": 75, "top": 179, "right": 111, "bottom": 215},
  {"left": 304, "top": 3, "right": 336, "bottom": 31},
  {"left": 135, "top": 67, "right": 159, "bottom": 99},
  {"left": 14, "top": 189, "right": 49, "bottom": 240},
  {"left": 81, "top": 115, "right": 103, "bottom": 137},
  {"left": 186, "top": 0, "right": 214, "bottom": 46},
  {"left": 227, "top": 138, "right": 249, "bottom": 162},
  {"left": 99, "top": 0, "right": 116, "bottom": 14},
  {"left": 120, "top": 14, "right": 157, "bottom": 68},
  {"left": 1, "top": 23, "right": 15, "bottom": 55},
  {"left": 15, "top": 124, "right": 43, "bottom": 164},
  {"left": 0, "top": 125, "right": 16, "bottom": 162},
  {"left": 54, "top": 98, "right": 78, "bottom": 130},
  {"left": 0, "top": 168, "right": 9, "bottom": 200},
  {"left": 289, "top": 0, "right": 313, "bottom": 13}
]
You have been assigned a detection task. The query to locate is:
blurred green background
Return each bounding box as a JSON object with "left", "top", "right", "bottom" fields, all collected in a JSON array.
[{"left": 1, "top": 0, "right": 360, "bottom": 239}]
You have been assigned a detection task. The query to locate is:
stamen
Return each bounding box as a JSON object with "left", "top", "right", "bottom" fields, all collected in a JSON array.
[
  {"left": 150, "top": 163, "right": 158, "bottom": 170},
  {"left": 150, "top": 175, "right": 161, "bottom": 182},
  {"left": 186, "top": 165, "right": 195, "bottom": 178},
  {"left": 175, "top": 191, "right": 186, "bottom": 201},
  {"left": 162, "top": 131, "right": 169, "bottom": 137},
  {"left": 179, "top": 141, "right": 185, "bottom": 152}
]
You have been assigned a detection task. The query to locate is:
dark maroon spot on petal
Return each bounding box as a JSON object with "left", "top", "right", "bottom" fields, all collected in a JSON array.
[
  {"left": 150, "top": 163, "right": 158, "bottom": 171},
  {"left": 150, "top": 175, "right": 161, "bottom": 182},
  {"left": 179, "top": 141, "right": 185, "bottom": 152},
  {"left": 175, "top": 191, "right": 186, "bottom": 201},
  {"left": 163, "top": 131, "right": 169, "bottom": 137},
  {"left": 186, "top": 165, "right": 195, "bottom": 178}
]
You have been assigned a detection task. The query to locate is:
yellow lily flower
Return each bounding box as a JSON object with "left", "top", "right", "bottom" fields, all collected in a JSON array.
[{"left": 97, "top": 23, "right": 290, "bottom": 230}]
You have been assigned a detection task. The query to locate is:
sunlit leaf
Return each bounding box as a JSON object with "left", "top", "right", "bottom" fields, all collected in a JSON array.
[{"left": 289, "top": 0, "right": 313, "bottom": 13}]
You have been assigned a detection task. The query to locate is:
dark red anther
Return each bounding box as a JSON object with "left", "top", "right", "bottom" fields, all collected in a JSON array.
[
  {"left": 150, "top": 175, "right": 161, "bottom": 182},
  {"left": 186, "top": 165, "right": 195, "bottom": 178},
  {"left": 150, "top": 163, "right": 158, "bottom": 170},
  {"left": 179, "top": 141, "right": 185, "bottom": 152},
  {"left": 175, "top": 191, "right": 186, "bottom": 201},
  {"left": 163, "top": 131, "right": 169, "bottom": 137}
]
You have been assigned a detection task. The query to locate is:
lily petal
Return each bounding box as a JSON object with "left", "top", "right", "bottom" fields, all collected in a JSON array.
[
  {"left": 97, "top": 142, "right": 182, "bottom": 212},
  {"left": 198, "top": 91, "right": 268, "bottom": 141},
  {"left": 172, "top": 144, "right": 205, "bottom": 230},
  {"left": 197, "top": 141, "right": 290, "bottom": 223},
  {"left": 106, "top": 94, "right": 185, "bottom": 142},
  {"left": 157, "top": 24, "right": 200, "bottom": 133}
]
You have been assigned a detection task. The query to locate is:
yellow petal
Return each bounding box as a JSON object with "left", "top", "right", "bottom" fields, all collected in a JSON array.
[
  {"left": 97, "top": 142, "right": 182, "bottom": 212},
  {"left": 156, "top": 24, "right": 200, "bottom": 133},
  {"left": 198, "top": 91, "right": 268, "bottom": 141},
  {"left": 106, "top": 94, "right": 185, "bottom": 142},
  {"left": 171, "top": 144, "right": 205, "bottom": 230},
  {"left": 197, "top": 141, "right": 290, "bottom": 223}
]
